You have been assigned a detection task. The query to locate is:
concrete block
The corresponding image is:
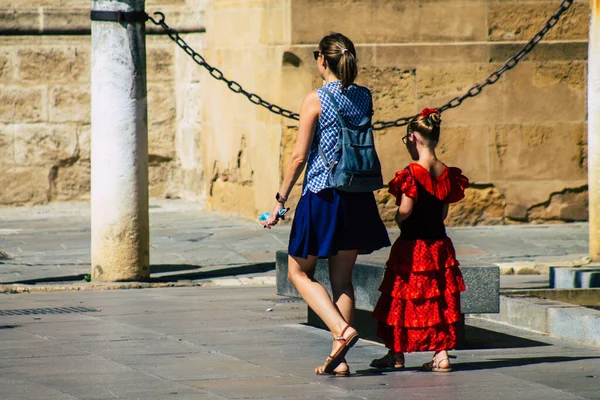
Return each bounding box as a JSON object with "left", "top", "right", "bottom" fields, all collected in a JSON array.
[
  {"left": 580, "top": 271, "right": 600, "bottom": 289},
  {"left": 461, "top": 265, "right": 500, "bottom": 314},
  {"left": 275, "top": 251, "right": 500, "bottom": 314},
  {"left": 550, "top": 267, "right": 600, "bottom": 289},
  {"left": 549, "top": 306, "right": 589, "bottom": 343},
  {"left": 504, "top": 296, "right": 551, "bottom": 334},
  {"left": 586, "top": 312, "right": 600, "bottom": 347}
]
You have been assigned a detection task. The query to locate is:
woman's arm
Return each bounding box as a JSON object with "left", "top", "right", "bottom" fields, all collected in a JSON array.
[
  {"left": 394, "top": 193, "right": 415, "bottom": 228},
  {"left": 264, "top": 91, "right": 320, "bottom": 228}
]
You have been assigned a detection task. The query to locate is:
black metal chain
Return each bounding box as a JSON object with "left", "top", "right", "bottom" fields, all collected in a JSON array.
[
  {"left": 147, "top": 0, "right": 573, "bottom": 130},
  {"left": 371, "top": 0, "right": 574, "bottom": 130},
  {"left": 147, "top": 12, "right": 300, "bottom": 120}
]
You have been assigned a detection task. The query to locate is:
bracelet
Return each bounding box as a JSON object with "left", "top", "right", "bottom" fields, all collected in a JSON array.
[{"left": 275, "top": 192, "right": 287, "bottom": 203}]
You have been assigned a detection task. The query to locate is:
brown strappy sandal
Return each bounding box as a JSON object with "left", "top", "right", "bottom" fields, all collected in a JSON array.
[
  {"left": 421, "top": 354, "right": 456, "bottom": 373},
  {"left": 370, "top": 351, "right": 405, "bottom": 369},
  {"left": 315, "top": 325, "right": 359, "bottom": 375},
  {"left": 315, "top": 359, "right": 350, "bottom": 376}
]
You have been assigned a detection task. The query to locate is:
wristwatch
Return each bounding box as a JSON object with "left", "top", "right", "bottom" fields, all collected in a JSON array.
[{"left": 276, "top": 192, "right": 287, "bottom": 203}]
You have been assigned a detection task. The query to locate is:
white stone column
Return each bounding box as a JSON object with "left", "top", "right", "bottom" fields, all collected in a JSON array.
[
  {"left": 590, "top": 0, "right": 600, "bottom": 261},
  {"left": 90, "top": 0, "right": 150, "bottom": 281}
]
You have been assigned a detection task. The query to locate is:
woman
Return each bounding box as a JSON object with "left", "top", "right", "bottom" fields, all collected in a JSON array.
[{"left": 264, "top": 33, "right": 390, "bottom": 375}]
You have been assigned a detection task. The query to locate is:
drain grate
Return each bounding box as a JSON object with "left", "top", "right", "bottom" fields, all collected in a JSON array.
[{"left": 0, "top": 306, "right": 99, "bottom": 316}]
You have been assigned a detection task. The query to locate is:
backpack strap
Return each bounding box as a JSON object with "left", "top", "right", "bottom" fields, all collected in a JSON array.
[{"left": 317, "top": 87, "right": 346, "bottom": 167}]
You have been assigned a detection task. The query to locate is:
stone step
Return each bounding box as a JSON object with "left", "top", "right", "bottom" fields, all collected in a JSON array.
[
  {"left": 550, "top": 267, "right": 600, "bottom": 289},
  {"left": 275, "top": 250, "right": 500, "bottom": 314}
]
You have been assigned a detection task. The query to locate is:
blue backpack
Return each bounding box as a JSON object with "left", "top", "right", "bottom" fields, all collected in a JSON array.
[{"left": 318, "top": 87, "right": 384, "bottom": 193}]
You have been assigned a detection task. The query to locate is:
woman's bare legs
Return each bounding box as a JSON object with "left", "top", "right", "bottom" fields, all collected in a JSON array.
[
  {"left": 287, "top": 254, "right": 355, "bottom": 338},
  {"left": 328, "top": 250, "right": 358, "bottom": 373}
]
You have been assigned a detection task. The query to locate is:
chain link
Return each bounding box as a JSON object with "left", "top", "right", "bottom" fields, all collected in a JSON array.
[
  {"left": 147, "top": 12, "right": 300, "bottom": 121},
  {"left": 148, "top": 0, "right": 573, "bottom": 130}
]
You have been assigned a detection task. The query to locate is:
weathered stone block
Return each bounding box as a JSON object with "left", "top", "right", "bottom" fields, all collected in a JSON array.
[
  {"left": 446, "top": 186, "right": 506, "bottom": 226},
  {"left": 0, "top": 51, "right": 14, "bottom": 81},
  {"left": 13, "top": 124, "right": 79, "bottom": 166},
  {"left": 489, "top": 42, "right": 588, "bottom": 64},
  {"left": 39, "top": 8, "right": 90, "bottom": 33},
  {"left": 528, "top": 190, "right": 588, "bottom": 222},
  {"left": 0, "top": 167, "right": 48, "bottom": 205},
  {"left": 147, "top": 47, "right": 175, "bottom": 82},
  {"left": 0, "top": 124, "right": 14, "bottom": 166},
  {"left": 533, "top": 61, "right": 586, "bottom": 90},
  {"left": 49, "top": 161, "right": 90, "bottom": 201},
  {"left": 436, "top": 125, "right": 490, "bottom": 183},
  {"left": 358, "top": 67, "right": 416, "bottom": 123},
  {"left": 490, "top": 124, "right": 587, "bottom": 181},
  {"left": 376, "top": 43, "right": 489, "bottom": 68},
  {"left": 0, "top": 10, "right": 41, "bottom": 33},
  {"left": 497, "top": 181, "right": 588, "bottom": 221},
  {"left": 291, "top": 0, "right": 486, "bottom": 44},
  {"left": 148, "top": 83, "right": 176, "bottom": 158},
  {"left": 503, "top": 64, "right": 586, "bottom": 125},
  {"left": 49, "top": 85, "right": 90, "bottom": 123},
  {"left": 488, "top": 3, "right": 588, "bottom": 41},
  {"left": 18, "top": 47, "right": 89, "bottom": 82},
  {"left": 0, "top": 86, "right": 46, "bottom": 123}
]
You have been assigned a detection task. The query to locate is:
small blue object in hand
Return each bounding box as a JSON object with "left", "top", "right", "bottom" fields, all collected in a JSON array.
[{"left": 258, "top": 208, "right": 290, "bottom": 227}]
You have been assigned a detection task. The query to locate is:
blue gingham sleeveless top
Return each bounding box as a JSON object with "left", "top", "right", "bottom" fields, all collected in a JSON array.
[{"left": 302, "top": 80, "right": 373, "bottom": 195}]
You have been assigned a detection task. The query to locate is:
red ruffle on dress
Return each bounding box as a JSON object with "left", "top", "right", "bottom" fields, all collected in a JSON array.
[{"left": 373, "top": 163, "right": 469, "bottom": 353}]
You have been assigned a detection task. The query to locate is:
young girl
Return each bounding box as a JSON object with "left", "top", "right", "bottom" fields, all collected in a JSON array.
[{"left": 370, "top": 108, "right": 468, "bottom": 372}]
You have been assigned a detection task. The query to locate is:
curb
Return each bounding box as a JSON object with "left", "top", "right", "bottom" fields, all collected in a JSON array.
[
  {"left": 496, "top": 257, "right": 592, "bottom": 275},
  {"left": 473, "top": 293, "right": 600, "bottom": 348},
  {"left": 0, "top": 276, "right": 276, "bottom": 294}
]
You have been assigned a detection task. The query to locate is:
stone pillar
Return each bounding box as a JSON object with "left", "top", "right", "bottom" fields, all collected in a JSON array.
[
  {"left": 590, "top": 0, "right": 600, "bottom": 261},
  {"left": 90, "top": 0, "right": 150, "bottom": 281}
]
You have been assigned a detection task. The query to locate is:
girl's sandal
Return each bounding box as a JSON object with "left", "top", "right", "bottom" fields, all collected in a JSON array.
[
  {"left": 370, "top": 351, "right": 405, "bottom": 369},
  {"left": 315, "top": 325, "right": 359, "bottom": 375},
  {"left": 421, "top": 354, "right": 456, "bottom": 373}
]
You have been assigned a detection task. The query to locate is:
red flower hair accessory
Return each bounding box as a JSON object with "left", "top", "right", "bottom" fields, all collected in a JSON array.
[{"left": 420, "top": 107, "right": 439, "bottom": 119}]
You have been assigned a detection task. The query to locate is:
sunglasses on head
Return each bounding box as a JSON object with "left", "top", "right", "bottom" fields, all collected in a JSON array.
[{"left": 313, "top": 50, "right": 321, "bottom": 60}]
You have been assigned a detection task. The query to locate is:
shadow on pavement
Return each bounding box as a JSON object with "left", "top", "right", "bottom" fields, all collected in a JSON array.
[
  {"left": 150, "top": 262, "right": 276, "bottom": 282},
  {"left": 1, "top": 262, "right": 275, "bottom": 285},
  {"left": 460, "top": 324, "right": 550, "bottom": 349},
  {"left": 353, "top": 356, "right": 600, "bottom": 376}
]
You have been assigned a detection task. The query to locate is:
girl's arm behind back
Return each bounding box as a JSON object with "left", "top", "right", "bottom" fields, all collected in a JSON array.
[{"left": 394, "top": 193, "right": 415, "bottom": 228}]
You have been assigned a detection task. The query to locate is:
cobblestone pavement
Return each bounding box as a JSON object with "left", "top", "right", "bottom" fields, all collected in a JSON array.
[{"left": 0, "top": 200, "right": 591, "bottom": 285}]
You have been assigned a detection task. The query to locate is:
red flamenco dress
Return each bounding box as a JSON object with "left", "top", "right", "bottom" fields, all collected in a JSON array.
[{"left": 372, "top": 163, "right": 469, "bottom": 353}]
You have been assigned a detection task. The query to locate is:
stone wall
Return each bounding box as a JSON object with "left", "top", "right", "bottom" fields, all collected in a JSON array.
[
  {"left": 204, "top": 0, "right": 589, "bottom": 225},
  {"left": 0, "top": 0, "right": 591, "bottom": 226},
  {"left": 0, "top": 0, "right": 206, "bottom": 205}
]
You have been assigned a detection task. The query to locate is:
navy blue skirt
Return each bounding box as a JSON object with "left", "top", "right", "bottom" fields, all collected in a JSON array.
[{"left": 288, "top": 189, "right": 391, "bottom": 259}]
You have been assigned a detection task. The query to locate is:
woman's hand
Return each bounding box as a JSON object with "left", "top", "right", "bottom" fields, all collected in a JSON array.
[{"left": 264, "top": 202, "right": 285, "bottom": 229}]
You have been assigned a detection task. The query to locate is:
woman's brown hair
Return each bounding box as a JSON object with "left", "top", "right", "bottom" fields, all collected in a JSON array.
[
  {"left": 319, "top": 33, "right": 357, "bottom": 89},
  {"left": 408, "top": 108, "right": 442, "bottom": 143}
]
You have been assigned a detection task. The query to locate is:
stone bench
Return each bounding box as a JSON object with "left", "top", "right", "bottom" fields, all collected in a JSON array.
[{"left": 275, "top": 250, "right": 500, "bottom": 342}]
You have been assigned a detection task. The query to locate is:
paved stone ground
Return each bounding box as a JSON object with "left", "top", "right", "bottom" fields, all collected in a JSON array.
[
  {"left": 1, "top": 286, "right": 599, "bottom": 400},
  {"left": 0, "top": 200, "right": 599, "bottom": 399},
  {"left": 0, "top": 200, "right": 591, "bottom": 286}
]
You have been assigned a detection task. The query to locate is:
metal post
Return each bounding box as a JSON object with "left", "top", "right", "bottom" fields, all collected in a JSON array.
[
  {"left": 90, "top": 0, "right": 150, "bottom": 281},
  {"left": 590, "top": 0, "right": 600, "bottom": 261}
]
